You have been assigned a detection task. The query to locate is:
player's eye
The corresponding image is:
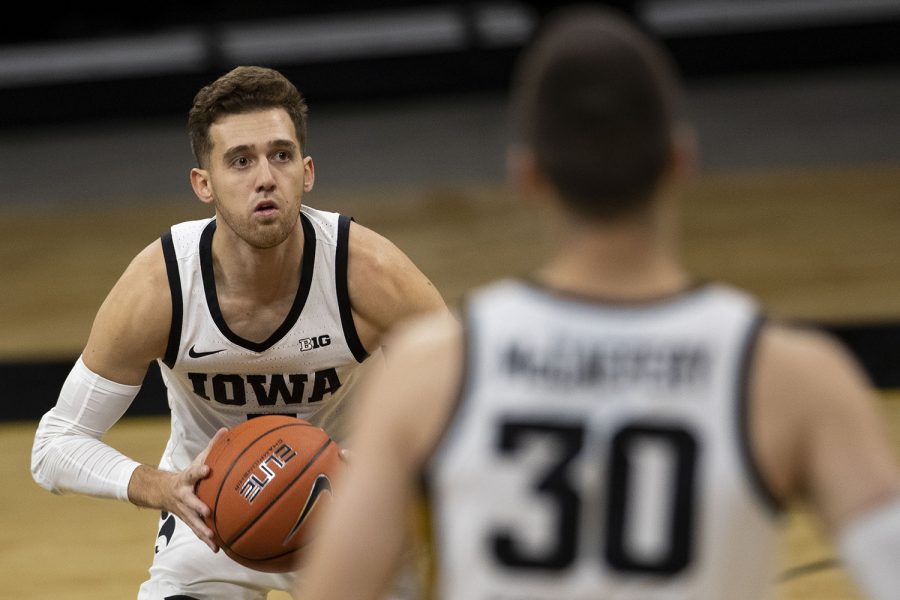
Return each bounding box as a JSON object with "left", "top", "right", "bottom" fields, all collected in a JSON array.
[
  {"left": 273, "top": 150, "right": 291, "bottom": 162},
  {"left": 231, "top": 156, "right": 251, "bottom": 168}
]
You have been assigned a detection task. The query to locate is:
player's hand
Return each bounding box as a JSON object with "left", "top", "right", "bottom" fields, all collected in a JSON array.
[{"left": 166, "top": 427, "right": 228, "bottom": 553}]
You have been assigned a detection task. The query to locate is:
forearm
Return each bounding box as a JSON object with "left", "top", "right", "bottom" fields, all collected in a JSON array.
[
  {"left": 299, "top": 455, "right": 410, "bottom": 599},
  {"left": 30, "top": 357, "right": 141, "bottom": 500},
  {"left": 127, "top": 464, "right": 177, "bottom": 509}
]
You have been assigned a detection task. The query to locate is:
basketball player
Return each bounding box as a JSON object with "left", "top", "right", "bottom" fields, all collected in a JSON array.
[
  {"left": 294, "top": 7, "right": 900, "bottom": 600},
  {"left": 30, "top": 66, "right": 446, "bottom": 599}
]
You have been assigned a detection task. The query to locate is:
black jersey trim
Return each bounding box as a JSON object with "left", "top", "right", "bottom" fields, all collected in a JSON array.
[
  {"left": 199, "top": 215, "right": 316, "bottom": 353},
  {"left": 160, "top": 229, "right": 183, "bottom": 369},
  {"left": 520, "top": 276, "right": 709, "bottom": 309},
  {"left": 736, "top": 314, "right": 784, "bottom": 515},
  {"left": 336, "top": 215, "right": 368, "bottom": 362}
]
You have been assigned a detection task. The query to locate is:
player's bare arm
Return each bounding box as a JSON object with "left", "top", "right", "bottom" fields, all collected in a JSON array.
[
  {"left": 34, "top": 240, "right": 223, "bottom": 551},
  {"left": 751, "top": 323, "right": 900, "bottom": 530},
  {"left": 298, "top": 313, "right": 462, "bottom": 600},
  {"left": 345, "top": 220, "right": 448, "bottom": 352},
  {"left": 81, "top": 240, "right": 170, "bottom": 384}
]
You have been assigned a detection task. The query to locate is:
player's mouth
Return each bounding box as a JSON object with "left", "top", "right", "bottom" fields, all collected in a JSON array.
[{"left": 253, "top": 199, "right": 279, "bottom": 217}]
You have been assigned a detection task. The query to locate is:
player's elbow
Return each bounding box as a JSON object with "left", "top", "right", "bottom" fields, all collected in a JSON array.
[
  {"left": 30, "top": 411, "right": 76, "bottom": 494},
  {"left": 31, "top": 455, "right": 61, "bottom": 494}
]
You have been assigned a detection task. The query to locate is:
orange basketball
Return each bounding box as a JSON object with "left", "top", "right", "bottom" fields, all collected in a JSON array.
[{"left": 195, "top": 415, "right": 344, "bottom": 572}]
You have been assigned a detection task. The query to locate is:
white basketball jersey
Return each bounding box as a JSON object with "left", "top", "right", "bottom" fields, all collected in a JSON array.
[
  {"left": 156, "top": 206, "right": 371, "bottom": 472},
  {"left": 422, "top": 279, "right": 782, "bottom": 600}
]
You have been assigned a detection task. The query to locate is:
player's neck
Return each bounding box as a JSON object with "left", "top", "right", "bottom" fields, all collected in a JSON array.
[
  {"left": 537, "top": 205, "right": 691, "bottom": 301},
  {"left": 211, "top": 223, "right": 305, "bottom": 303}
]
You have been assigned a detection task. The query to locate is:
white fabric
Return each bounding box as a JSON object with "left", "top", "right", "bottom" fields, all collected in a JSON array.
[
  {"left": 31, "top": 356, "right": 141, "bottom": 500},
  {"left": 157, "top": 206, "right": 368, "bottom": 475},
  {"left": 140, "top": 511, "right": 415, "bottom": 600},
  {"left": 425, "top": 280, "right": 781, "bottom": 600},
  {"left": 142, "top": 205, "right": 374, "bottom": 595},
  {"left": 838, "top": 496, "right": 900, "bottom": 600},
  {"left": 139, "top": 511, "right": 294, "bottom": 600}
]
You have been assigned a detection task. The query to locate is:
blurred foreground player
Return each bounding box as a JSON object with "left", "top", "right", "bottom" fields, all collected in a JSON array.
[
  {"left": 31, "top": 65, "right": 446, "bottom": 598},
  {"left": 296, "top": 6, "right": 900, "bottom": 600}
]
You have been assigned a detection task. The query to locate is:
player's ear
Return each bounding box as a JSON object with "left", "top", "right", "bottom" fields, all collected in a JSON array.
[
  {"left": 302, "top": 156, "right": 315, "bottom": 193},
  {"left": 190, "top": 168, "right": 215, "bottom": 205},
  {"left": 667, "top": 123, "right": 698, "bottom": 186},
  {"left": 507, "top": 144, "right": 549, "bottom": 200}
]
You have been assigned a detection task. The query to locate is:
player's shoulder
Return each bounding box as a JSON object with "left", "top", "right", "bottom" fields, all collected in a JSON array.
[
  {"left": 126, "top": 237, "right": 168, "bottom": 281},
  {"left": 344, "top": 217, "right": 403, "bottom": 274},
  {"left": 101, "top": 237, "right": 172, "bottom": 317},
  {"left": 343, "top": 217, "right": 446, "bottom": 325},
  {"left": 753, "top": 319, "right": 876, "bottom": 430},
  {"left": 757, "top": 320, "right": 866, "bottom": 380},
  {"left": 84, "top": 236, "right": 173, "bottom": 371},
  {"left": 384, "top": 310, "right": 462, "bottom": 362}
]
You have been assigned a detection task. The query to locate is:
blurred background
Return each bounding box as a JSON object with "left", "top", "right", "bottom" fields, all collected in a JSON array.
[
  {"left": 3, "top": 0, "right": 899, "bottom": 418},
  {"left": 2, "top": 2, "right": 900, "bottom": 598},
  {"left": 0, "top": 0, "right": 900, "bottom": 406}
]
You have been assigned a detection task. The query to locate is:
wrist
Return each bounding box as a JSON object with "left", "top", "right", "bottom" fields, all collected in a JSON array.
[{"left": 127, "top": 464, "right": 171, "bottom": 509}]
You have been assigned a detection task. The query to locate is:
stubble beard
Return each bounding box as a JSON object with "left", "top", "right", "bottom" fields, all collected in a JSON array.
[{"left": 215, "top": 202, "right": 300, "bottom": 250}]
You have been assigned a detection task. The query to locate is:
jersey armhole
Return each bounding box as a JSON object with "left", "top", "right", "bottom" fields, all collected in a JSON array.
[
  {"left": 736, "top": 313, "right": 784, "bottom": 515},
  {"left": 160, "top": 230, "right": 183, "bottom": 369},
  {"left": 336, "top": 214, "right": 369, "bottom": 363}
]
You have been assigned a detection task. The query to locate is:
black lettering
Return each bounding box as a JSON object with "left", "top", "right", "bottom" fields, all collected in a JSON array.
[
  {"left": 505, "top": 344, "right": 533, "bottom": 375},
  {"left": 247, "top": 374, "right": 308, "bottom": 406},
  {"left": 309, "top": 368, "right": 341, "bottom": 403},
  {"left": 188, "top": 372, "right": 209, "bottom": 400},
  {"left": 212, "top": 374, "right": 246, "bottom": 405},
  {"left": 579, "top": 350, "right": 605, "bottom": 386},
  {"left": 492, "top": 422, "right": 584, "bottom": 570}
]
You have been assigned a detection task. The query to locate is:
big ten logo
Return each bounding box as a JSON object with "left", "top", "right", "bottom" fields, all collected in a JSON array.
[
  {"left": 238, "top": 443, "right": 298, "bottom": 503},
  {"left": 299, "top": 334, "right": 331, "bottom": 352}
]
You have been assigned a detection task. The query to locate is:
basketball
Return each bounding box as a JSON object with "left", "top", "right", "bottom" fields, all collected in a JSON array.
[{"left": 195, "top": 415, "right": 344, "bottom": 572}]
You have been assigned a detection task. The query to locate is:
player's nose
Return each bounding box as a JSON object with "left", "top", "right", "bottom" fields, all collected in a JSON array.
[{"left": 254, "top": 159, "right": 276, "bottom": 192}]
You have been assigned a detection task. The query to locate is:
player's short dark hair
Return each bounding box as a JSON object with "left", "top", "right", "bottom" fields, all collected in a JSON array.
[
  {"left": 511, "top": 5, "right": 683, "bottom": 219},
  {"left": 188, "top": 66, "right": 309, "bottom": 168}
]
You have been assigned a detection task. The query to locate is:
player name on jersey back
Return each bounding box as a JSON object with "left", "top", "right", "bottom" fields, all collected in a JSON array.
[{"left": 503, "top": 338, "right": 710, "bottom": 389}]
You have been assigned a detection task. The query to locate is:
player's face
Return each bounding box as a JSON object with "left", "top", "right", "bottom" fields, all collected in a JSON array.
[{"left": 196, "top": 108, "right": 314, "bottom": 249}]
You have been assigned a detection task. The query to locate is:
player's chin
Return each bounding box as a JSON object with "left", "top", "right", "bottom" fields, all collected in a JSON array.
[{"left": 245, "top": 222, "right": 292, "bottom": 249}]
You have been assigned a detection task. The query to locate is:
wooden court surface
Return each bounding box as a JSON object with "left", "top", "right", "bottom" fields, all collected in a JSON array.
[{"left": 2, "top": 164, "right": 900, "bottom": 598}]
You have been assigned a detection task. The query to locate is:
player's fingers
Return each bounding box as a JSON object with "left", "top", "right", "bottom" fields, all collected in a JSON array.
[
  {"left": 186, "top": 494, "right": 211, "bottom": 519},
  {"left": 197, "top": 427, "right": 228, "bottom": 464},
  {"left": 180, "top": 501, "right": 217, "bottom": 551},
  {"left": 190, "top": 521, "right": 218, "bottom": 552},
  {"left": 180, "top": 462, "right": 209, "bottom": 489}
]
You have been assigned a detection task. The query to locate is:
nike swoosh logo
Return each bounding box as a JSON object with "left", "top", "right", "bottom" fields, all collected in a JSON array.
[
  {"left": 284, "top": 474, "right": 333, "bottom": 545},
  {"left": 188, "top": 345, "right": 226, "bottom": 358}
]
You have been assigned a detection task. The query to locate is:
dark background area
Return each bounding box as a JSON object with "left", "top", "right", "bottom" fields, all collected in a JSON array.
[{"left": 2, "top": 1, "right": 900, "bottom": 129}]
